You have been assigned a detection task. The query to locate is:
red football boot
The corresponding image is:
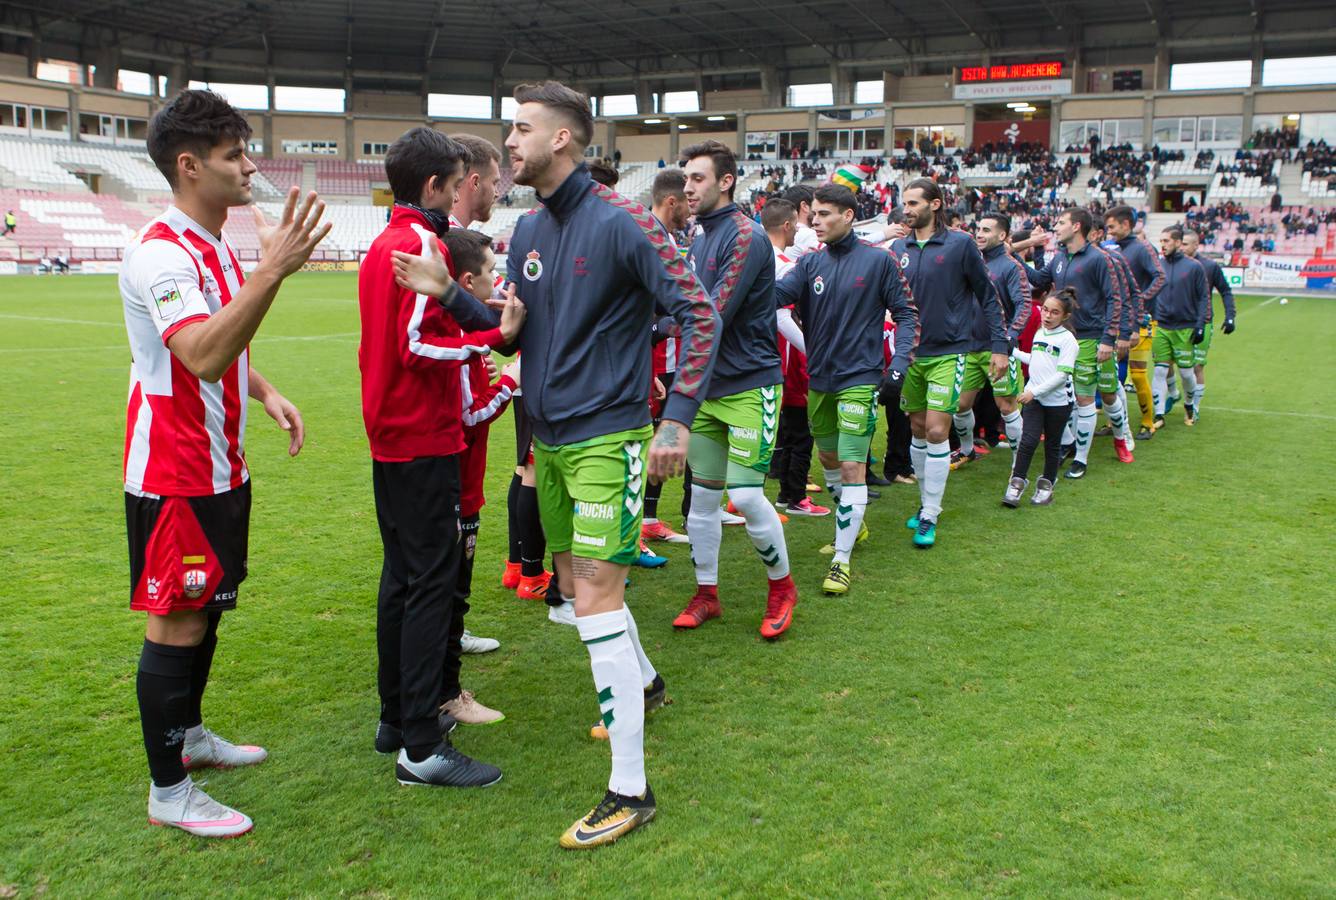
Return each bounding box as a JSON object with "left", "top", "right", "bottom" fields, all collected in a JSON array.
[{"left": 672, "top": 586, "right": 722, "bottom": 629}]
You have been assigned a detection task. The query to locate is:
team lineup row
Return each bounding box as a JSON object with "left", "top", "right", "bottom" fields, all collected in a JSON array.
[{"left": 115, "top": 79, "right": 1235, "bottom": 851}]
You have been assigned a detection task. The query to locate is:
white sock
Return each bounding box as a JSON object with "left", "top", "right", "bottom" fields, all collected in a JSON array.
[
  {"left": 1104, "top": 391, "right": 1131, "bottom": 441},
  {"left": 910, "top": 437, "right": 927, "bottom": 505},
  {"left": 1180, "top": 368, "right": 1198, "bottom": 406},
  {"left": 622, "top": 605, "right": 657, "bottom": 689},
  {"left": 577, "top": 608, "right": 646, "bottom": 797},
  {"left": 1153, "top": 365, "right": 1169, "bottom": 415},
  {"left": 1062, "top": 411, "right": 1076, "bottom": 446},
  {"left": 686, "top": 485, "right": 723, "bottom": 586},
  {"left": 952, "top": 409, "right": 975, "bottom": 454},
  {"left": 833, "top": 483, "right": 867, "bottom": 564},
  {"left": 183, "top": 724, "right": 206, "bottom": 745},
  {"left": 1073, "top": 404, "right": 1097, "bottom": 464},
  {"left": 1167, "top": 369, "right": 1181, "bottom": 399},
  {"left": 921, "top": 440, "right": 951, "bottom": 520},
  {"left": 1002, "top": 409, "right": 1023, "bottom": 449},
  {"left": 822, "top": 467, "right": 843, "bottom": 503},
  {"left": 1114, "top": 383, "right": 1133, "bottom": 440},
  {"left": 730, "top": 485, "right": 790, "bottom": 579},
  {"left": 149, "top": 776, "right": 192, "bottom": 803},
  {"left": 1193, "top": 381, "right": 1205, "bottom": 410},
  {"left": 642, "top": 516, "right": 658, "bottom": 525}
]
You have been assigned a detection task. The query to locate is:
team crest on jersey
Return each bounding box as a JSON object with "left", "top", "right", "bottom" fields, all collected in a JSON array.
[
  {"left": 183, "top": 568, "right": 208, "bottom": 600},
  {"left": 813, "top": 275, "right": 825, "bottom": 295},
  {"left": 151, "top": 279, "right": 184, "bottom": 317},
  {"left": 523, "top": 251, "right": 543, "bottom": 281},
  {"left": 899, "top": 254, "right": 909, "bottom": 268}
]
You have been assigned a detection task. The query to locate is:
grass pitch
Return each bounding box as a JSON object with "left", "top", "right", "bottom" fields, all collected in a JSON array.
[{"left": 0, "top": 274, "right": 1333, "bottom": 897}]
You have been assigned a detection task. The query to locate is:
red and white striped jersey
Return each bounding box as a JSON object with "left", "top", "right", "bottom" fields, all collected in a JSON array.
[{"left": 119, "top": 207, "right": 249, "bottom": 498}]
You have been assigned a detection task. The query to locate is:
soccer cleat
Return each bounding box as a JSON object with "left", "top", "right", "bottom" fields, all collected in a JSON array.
[
  {"left": 806, "top": 482, "right": 821, "bottom": 493},
  {"left": 548, "top": 600, "right": 577, "bottom": 626},
  {"left": 1184, "top": 405, "right": 1197, "bottom": 426},
  {"left": 867, "top": 488, "right": 881, "bottom": 501},
  {"left": 633, "top": 541, "right": 669, "bottom": 569},
  {"left": 559, "top": 786, "right": 657, "bottom": 849},
  {"left": 905, "top": 508, "right": 922, "bottom": 530},
  {"left": 1113, "top": 438, "right": 1134, "bottom": 464},
  {"left": 592, "top": 675, "right": 667, "bottom": 740},
  {"left": 1153, "top": 415, "right": 1166, "bottom": 432},
  {"left": 396, "top": 743, "right": 502, "bottom": 788},
  {"left": 892, "top": 474, "right": 917, "bottom": 485},
  {"left": 1094, "top": 424, "right": 1114, "bottom": 437},
  {"left": 1064, "top": 461, "right": 1088, "bottom": 480},
  {"left": 785, "top": 497, "right": 830, "bottom": 517},
  {"left": 641, "top": 520, "right": 689, "bottom": 544},
  {"left": 501, "top": 561, "right": 522, "bottom": 590},
  {"left": 1136, "top": 427, "right": 1154, "bottom": 442},
  {"left": 182, "top": 729, "right": 267, "bottom": 771},
  {"left": 948, "top": 448, "right": 977, "bottom": 470},
  {"left": 726, "top": 500, "right": 740, "bottom": 515},
  {"left": 972, "top": 440, "right": 992, "bottom": 456},
  {"left": 912, "top": 517, "right": 936, "bottom": 549},
  {"left": 1002, "top": 476, "right": 1028, "bottom": 508},
  {"left": 1164, "top": 395, "right": 1178, "bottom": 416},
  {"left": 818, "top": 520, "right": 869, "bottom": 555},
  {"left": 1031, "top": 478, "right": 1055, "bottom": 505},
  {"left": 515, "top": 571, "right": 552, "bottom": 600},
  {"left": 760, "top": 577, "right": 798, "bottom": 639},
  {"left": 148, "top": 781, "right": 253, "bottom": 839},
  {"left": 821, "top": 561, "right": 851, "bottom": 595},
  {"left": 672, "top": 589, "right": 722, "bottom": 629},
  {"left": 442, "top": 690, "right": 504, "bottom": 725},
  {"left": 460, "top": 630, "right": 499, "bottom": 654},
  {"left": 375, "top": 712, "right": 459, "bottom": 754}
]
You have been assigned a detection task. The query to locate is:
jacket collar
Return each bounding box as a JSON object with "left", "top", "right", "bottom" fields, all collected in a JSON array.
[
  {"left": 982, "top": 242, "right": 1008, "bottom": 261},
  {"left": 697, "top": 202, "right": 737, "bottom": 231},
  {"left": 391, "top": 203, "right": 450, "bottom": 236},
  {"left": 538, "top": 164, "right": 592, "bottom": 223},
  {"left": 827, "top": 228, "right": 859, "bottom": 254}
]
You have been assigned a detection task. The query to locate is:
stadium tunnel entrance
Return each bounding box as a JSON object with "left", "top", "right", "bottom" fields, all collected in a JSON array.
[{"left": 972, "top": 101, "right": 1053, "bottom": 149}]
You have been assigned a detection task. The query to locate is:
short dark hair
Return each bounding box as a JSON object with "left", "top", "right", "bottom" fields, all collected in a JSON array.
[
  {"left": 781, "top": 184, "right": 814, "bottom": 207},
  {"left": 1011, "top": 227, "right": 1032, "bottom": 244},
  {"left": 147, "top": 89, "right": 253, "bottom": 189},
  {"left": 384, "top": 127, "right": 468, "bottom": 204},
  {"left": 588, "top": 160, "right": 619, "bottom": 187},
  {"left": 813, "top": 183, "right": 856, "bottom": 212},
  {"left": 1061, "top": 207, "right": 1094, "bottom": 237},
  {"left": 441, "top": 228, "right": 493, "bottom": 278},
  {"left": 1183, "top": 228, "right": 1200, "bottom": 241},
  {"left": 513, "top": 81, "right": 594, "bottom": 150},
  {"left": 1106, "top": 204, "right": 1137, "bottom": 227},
  {"left": 450, "top": 134, "right": 501, "bottom": 174},
  {"left": 651, "top": 169, "right": 686, "bottom": 205},
  {"left": 760, "top": 198, "right": 797, "bottom": 231},
  {"left": 981, "top": 212, "right": 1011, "bottom": 233},
  {"left": 680, "top": 140, "right": 737, "bottom": 198},
  {"left": 1161, "top": 225, "right": 1184, "bottom": 241}
]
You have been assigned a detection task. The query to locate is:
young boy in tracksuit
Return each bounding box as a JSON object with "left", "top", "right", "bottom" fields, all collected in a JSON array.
[{"left": 775, "top": 183, "right": 919, "bottom": 595}]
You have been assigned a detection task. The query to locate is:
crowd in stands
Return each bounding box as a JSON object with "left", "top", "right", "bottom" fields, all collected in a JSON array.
[
  {"left": 1215, "top": 150, "right": 1281, "bottom": 187},
  {"left": 1087, "top": 145, "right": 1152, "bottom": 199},
  {"left": 1296, "top": 140, "right": 1335, "bottom": 179},
  {"left": 1245, "top": 126, "right": 1299, "bottom": 150}
]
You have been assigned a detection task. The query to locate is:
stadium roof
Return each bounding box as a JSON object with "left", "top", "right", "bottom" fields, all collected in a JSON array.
[{"left": 3, "top": 0, "right": 1334, "bottom": 90}]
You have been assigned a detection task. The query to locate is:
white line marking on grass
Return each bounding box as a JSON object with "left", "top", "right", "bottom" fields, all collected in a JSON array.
[
  {"left": 1204, "top": 405, "right": 1336, "bottom": 422},
  {"left": 0, "top": 331, "right": 361, "bottom": 354},
  {"left": 0, "top": 313, "right": 124, "bottom": 327}
]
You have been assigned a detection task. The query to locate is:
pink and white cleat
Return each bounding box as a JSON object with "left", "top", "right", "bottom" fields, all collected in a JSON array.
[
  {"left": 182, "top": 727, "right": 268, "bottom": 771},
  {"left": 148, "top": 781, "right": 254, "bottom": 838}
]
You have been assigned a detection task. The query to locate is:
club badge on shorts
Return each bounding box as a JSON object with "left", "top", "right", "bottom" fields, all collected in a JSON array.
[
  {"left": 523, "top": 250, "right": 543, "bottom": 281},
  {"left": 813, "top": 275, "right": 825, "bottom": 295},
  {"left": 183, "top": 555, "right": 209, "bottom": 600}
]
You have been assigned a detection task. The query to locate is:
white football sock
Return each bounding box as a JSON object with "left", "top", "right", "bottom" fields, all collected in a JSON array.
[
  {"left": 686, "top": 485, "right": 724, "bottom": 586},
  {"left": 952, "top": 409, "right": 975, "bottom": 454},
  {"left": 921, "top": 440, "right": 951, "bottom": 520},
  {"left": 730, "top": 485, "right": 790, "bottom": 579},
  {"left": 1153, "top": 365, "right": 1169, "bottom": 415},
  {"left": 1104, "top": 391, "right": 1131, "bottom": 441},
  {"left": 1192, "top": 381, "right": 1205, "bottom": 410},
  {"left": 1002, "top": 409, "right": 1023, "bottom": 450},
  {"left": 622, "top": 605, "right": 657, "bottom": 689},
  {"left": 910, "top": 437, "right": 927, "bottom": 505},
  {"left": 1180, "top": 368, "right": 1198, "bottom": 406},
  {"left": 822, "top": 467, "right": 843, "bottom": 503},
  {"left": 1073, "top": 403, "right": 1097, "bottom": 464},
  {"left": 1167, "top": 369, "right": 1181, "bottom": 399},
  {"left": 1062, "top": 410, "right": 1076, "bottom": 446},
  {"left": 833, "top": 483, "right": 867, "bottom": 564},
  {"left": 577, "top": 608, "right": 645, "bottom": 797}
]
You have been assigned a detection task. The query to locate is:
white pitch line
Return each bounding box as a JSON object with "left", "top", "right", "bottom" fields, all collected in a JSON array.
[
  {"left": 0, "top": 331, "right": 361, "bottom": 355},
  {"left": 1204, "top": 405, "right": 1336, "bottom": 422},
  {"left": 0, "top": 313, "right": 124, "bottom": 327}
]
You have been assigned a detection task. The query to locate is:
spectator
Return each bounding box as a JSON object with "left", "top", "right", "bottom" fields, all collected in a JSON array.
[{"left": 2, "top": 209, "right": 14, "bottom": 236}]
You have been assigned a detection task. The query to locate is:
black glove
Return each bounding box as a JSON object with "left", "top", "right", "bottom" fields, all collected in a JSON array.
[
  {"left": 1222, "top": 318, "right": 1235, "bottom": 335},
  {"left": 878, "top": 367, "right": 904, "bottom": 400},
  {"left": 1191, "top": 327, "right": 1206, "bottom": 345}
]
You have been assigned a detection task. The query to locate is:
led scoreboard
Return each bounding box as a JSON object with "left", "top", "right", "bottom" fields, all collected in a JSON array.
[{"left": 958, "top": 61, "right": 1064, "bottom": 82}]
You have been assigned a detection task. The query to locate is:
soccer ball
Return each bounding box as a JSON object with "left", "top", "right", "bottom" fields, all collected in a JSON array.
[{"left": 1279, "top": 298, "right": 1290, "bottom": 305}]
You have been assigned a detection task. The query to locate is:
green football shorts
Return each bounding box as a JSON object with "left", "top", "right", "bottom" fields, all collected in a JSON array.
[
  {"left": 1072, "top": 339, "right": 1119, "bottom": 396},
  {"left": 901, "top": 353, "right": 967, "bottom": 414},
  {"left": 810, "top": 384, "right": 877, "bottom": 462},
  {"left": 533, "top": 425, "right": 652, "bottom": 566},
  {"left": 1153, "top": 326, "right": 1197, "bottom": 368},
  {"left": 1192, "top": 323, "right": 1213, "bottom": 366},
  {"left": 688, "top": 384, "right": 780, "bottom": 486}
]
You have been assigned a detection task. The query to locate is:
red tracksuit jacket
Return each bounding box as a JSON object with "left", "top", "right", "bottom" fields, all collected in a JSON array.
[{"left": 459, "top": 358, "right": 516, "bottom": 517}]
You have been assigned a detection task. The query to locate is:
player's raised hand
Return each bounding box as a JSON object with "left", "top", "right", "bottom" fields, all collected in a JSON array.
[
  {"left": 648, "top": 419, "right": 690, "bottom": 482},
  {"left": 255, "top": 187, "right": 331, "bottom": 278},
  {"left": 391, "top": 240, "right": 453, "bottom": 297},
  {"left": 498, "top": 282, "right": 527, "bottom": 342}
]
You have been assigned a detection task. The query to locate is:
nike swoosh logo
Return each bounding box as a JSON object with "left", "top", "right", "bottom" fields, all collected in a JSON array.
[
  {"left": 574, "top": 813, "right": 638, "bottom": 843},
  {"left": 766, "top": 611, "right": 791, "bottom": 631}
]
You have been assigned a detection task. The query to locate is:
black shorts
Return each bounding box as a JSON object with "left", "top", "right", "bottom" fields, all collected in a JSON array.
[
  {"left": 513, "top": 399, "right": 535, "bottom": 468},
  {"left": 126, "top": 481, "right": 250, "bottom": 614}
]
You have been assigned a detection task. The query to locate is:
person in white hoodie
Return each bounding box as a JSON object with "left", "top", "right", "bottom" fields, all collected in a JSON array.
[{"left": 1004, "top": 288, "right": 1080, "bottom": 507}]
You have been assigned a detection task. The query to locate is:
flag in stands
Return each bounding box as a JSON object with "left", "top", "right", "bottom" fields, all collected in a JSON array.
[{"left": 831, "top": 163, "right": 872, "bottom": 194}]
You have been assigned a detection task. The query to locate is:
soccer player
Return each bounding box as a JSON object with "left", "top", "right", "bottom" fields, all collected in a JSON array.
[
  {"left": 765, "top": 198, "right": 829, "bottom": 517},
  {"left": 397, "top": 81, "right": 720, "bottom": 849},
  {"left": 892, "top": 178, "right": 1006, "bottom": 547},
  {"left": 1026, "top": 208, "right": 1130, "bottom": 479},
  {"left": 956, "top": 211, "right": 1032, "bottom": 465},
  {"left": 448, "top": 134, "right": 502, "bottom": 231},
  {"left": 123, "top": 89, "right": 331, "bottom": 837},
  {"left": 671, "top": 140, "right": 795, "bottom": 639},
  {"left": 361, "top": 127, "right": 524, "bottom": 789},
  {"left": 642, "top": 169, "right": 692, "bottom": 545},
  {"left": 775, "top": 183, "right": 918, "bottom": 593},
  {"left": 781, "top": 184, "right": 820, "bottom": 257},
  {"left": 1106, "top": 205, "right": 1165, "bottom": 439},
  {"left": 1182, "top": 229, "right": 1236, "bottom": 419},
  {"left": 1088, "top": 221, "right": 1139, "bottom": 462},
  {"left": 1152, "top": 227, "right": 1210, "bottom": 426}
]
